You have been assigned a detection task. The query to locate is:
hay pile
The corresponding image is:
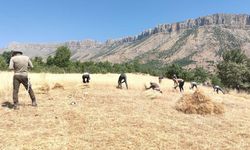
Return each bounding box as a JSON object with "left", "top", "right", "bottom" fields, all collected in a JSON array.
[
  {"left": 52, "top": 83, "right": 64, "bottom": 90},
  {"left": 176, "top": 90, "right": 225, "bottom": 115}
]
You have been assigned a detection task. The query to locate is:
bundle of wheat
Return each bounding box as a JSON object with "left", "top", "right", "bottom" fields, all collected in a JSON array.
[
  {"left": 176, "top": 90, "right": 225, "bottom": 115},
  {"left": 52, "top": 83, "right": 64, "bottom": 90}
]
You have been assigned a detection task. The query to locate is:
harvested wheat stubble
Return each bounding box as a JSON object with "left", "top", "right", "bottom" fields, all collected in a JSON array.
[
  {"left": 37, "top": 83, "right": 50, "bottom": 94},
  {"left": 176, "top": 90, "right": 225, "bottom": 115},
  {"left": 52, "top": 83, "right": 64, "bottom": 90}
]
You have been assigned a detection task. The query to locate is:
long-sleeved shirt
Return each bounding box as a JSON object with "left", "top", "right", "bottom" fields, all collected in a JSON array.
[{"left": 9, "top": 55, "right": 33, "bottom": 76}]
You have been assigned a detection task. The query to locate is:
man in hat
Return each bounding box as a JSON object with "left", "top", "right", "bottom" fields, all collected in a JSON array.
[
  {"left": 117, "top": 73, "right": 128, "bottom": 89},
  {"left": 9, "top": 50, "right": 37, "bottom": 109}
]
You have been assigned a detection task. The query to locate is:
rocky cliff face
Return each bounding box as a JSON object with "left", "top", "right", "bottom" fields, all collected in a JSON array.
[
  {"left": 1, "top": 14, "right": 250, "bottom": 70},
  {"left": 111, "top": 14, "right": 250, "bottom": 44}
]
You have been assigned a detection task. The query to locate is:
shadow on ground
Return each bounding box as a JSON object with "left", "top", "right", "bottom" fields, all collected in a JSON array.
[{"left": 1, "top": 101, "right": 14, "bottom": 109}]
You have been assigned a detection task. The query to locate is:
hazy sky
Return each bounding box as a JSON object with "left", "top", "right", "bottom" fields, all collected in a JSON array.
[{"left": 1, "top": 0, "right": 250, "bottom": 47}]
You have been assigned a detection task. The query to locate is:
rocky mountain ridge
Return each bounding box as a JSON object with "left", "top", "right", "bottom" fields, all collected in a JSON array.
[
  {"left": 112, "top": 13, "right": 250, "bottom": 44},
  {"left": 1, "top": 13, "right": 250, "bottom": 70}
]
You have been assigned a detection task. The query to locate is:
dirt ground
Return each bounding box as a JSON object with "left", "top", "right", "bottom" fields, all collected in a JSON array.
[{"left": 0, "top": 72, "right": 249, "bottom": 149}]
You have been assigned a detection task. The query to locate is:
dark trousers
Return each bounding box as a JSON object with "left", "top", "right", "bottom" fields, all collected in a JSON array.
[
  {"left": 13, "top": 75, "right": 36, "bottom": 105},
  {"left": 118, "top": 78, "right": 128, "bottom": 89},
  {"left": 82, "top": 75, "right": 90, "bottom": 83},
  {"left": 179, "top": 81, "right": 185, "bottom": 92},
  {"left": 191, "top": 84, "right": 197, "bottom": 89},
  {"left": 216, "top": 88, "right": 224, "bottom": 94}
]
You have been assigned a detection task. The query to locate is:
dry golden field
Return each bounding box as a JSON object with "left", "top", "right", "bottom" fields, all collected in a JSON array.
[{"left": 0, "top": 71, "right": 250, "bottom": 150}]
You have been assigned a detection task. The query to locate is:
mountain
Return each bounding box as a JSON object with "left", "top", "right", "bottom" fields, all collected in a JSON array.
[{"left": 1, "top": 14, "right": 250, "bottom": 70}]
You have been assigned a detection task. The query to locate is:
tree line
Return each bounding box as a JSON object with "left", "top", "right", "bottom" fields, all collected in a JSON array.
[{"left": 0, "top": 46, "right": 249, "bottom": 91}]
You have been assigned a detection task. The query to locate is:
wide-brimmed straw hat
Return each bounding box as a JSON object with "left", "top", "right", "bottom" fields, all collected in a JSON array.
[{"left": 11, "top": 50, "right": 23, "bottom": 56}]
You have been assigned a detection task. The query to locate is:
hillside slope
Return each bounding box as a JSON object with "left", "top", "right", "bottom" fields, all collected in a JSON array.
[{"left": 1, "top": 14, "right": 250, "bottom": 69}]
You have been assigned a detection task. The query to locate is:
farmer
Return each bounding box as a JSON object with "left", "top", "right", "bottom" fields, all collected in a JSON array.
[
  {"left": 145, "top": 82, "right": 162, "bottom": 93},
  {"left": 117, "top": 73, "right": 128, "bottom": 89},
  {"left": 213, "top": 85, "right": 225, "bottom": 94},
  {"left": 173, "top": 78, "right": 185, "bottom": 92},
  {"left": 172, "top": 74, "right": 178, "bottom": 87},
  {"left": 158, "top": 76, "right": 164, "bottom": 84},
  {"left": 82, "top": 72, "right": 90, "bottom": 83},
  {"left": 172, "top": 74, "right": 177, "bottom": 79},
  {"left": 236, "top": 84, "right": 240, "bottom": 93},
  {"left": 9, "top": 50, "right": 37, "bottom": 109},
  {"left": 190, "top": 82, "right": 198, "bottom": 90}
]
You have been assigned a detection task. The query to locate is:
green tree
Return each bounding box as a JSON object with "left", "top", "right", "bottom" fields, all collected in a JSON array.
[
  {"left": 46, "top": 56, "right": 54, "bottom": 66},
  {"left": 31, "top": 57, "right": 46, "bottom": 72},
  {"left": 0, "top": 56, "right": 7, "bottom": 70},
  {"left": 211, "top": 74, "right": 223, "bottom": 87},
  {"left": 1, "top": 51, "right": 12, "bottom": 64},
  {"left": 33, "top": 57, "right": 44, "bottom": 65},
  {"left": 164, "top": 64, "right": 183, "bottom": 78},
  {"left": 53, "top": 46, "right": 71, "bottom": 68},
  {"left": 192, "top": 67, "right": 208, "bottom": 83},
  {"left": 181, "top": 70, "right": 194, "bottom": 81},
  {"left": 217, "top": 49, "right": 250, "bottom": 90},
  {"left": 222, "top": 49, "right": 248, "bottom": 64}
]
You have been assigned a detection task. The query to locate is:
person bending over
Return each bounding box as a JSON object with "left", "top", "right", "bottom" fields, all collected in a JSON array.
[
  {"left": 190, "top": 82, "right": 198, "bottom": 90},
  {"left": 82, "top": 72, "right": 90, "bottom": 83},
  {"left": 173, "top": 78, "right": 185, "bottom": 92},
  {"left": 145, "top": 82, "right": 162, "bottom": 93},
  {"left": 213, "top": 85, "right": 225, "bottom": 94},
  {"left": 117, "top": 73, "right": 128, "bottom": 89}
]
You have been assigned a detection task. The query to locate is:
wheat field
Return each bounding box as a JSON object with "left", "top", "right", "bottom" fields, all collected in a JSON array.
[{"left": 0, "top": 71, "right": 249, "bottom": 150}]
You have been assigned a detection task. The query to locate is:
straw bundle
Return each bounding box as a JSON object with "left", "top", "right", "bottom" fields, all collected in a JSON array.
[
  {"left": 176, "top": 90, "right": 224, "bottom": 115},
  {"left": 52, "top": 83, "right": 64, "bottom": 90}
]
